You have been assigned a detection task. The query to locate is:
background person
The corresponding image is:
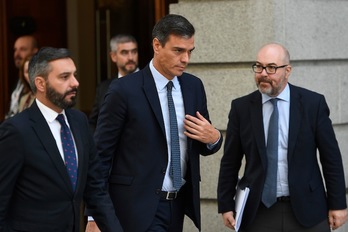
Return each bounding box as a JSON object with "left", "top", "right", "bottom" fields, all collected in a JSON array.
[
  {"left": 6, "top": 35, "right": 38, "bottom": 118},
  {"left": 217, "top": 43, "right": 347, "bottom": 232},
  {"left": 17, "top": 56, "right": 35, "bottom": 112},
  {"left": 89, "top": 34, "right": 139, "bottom": 131}
]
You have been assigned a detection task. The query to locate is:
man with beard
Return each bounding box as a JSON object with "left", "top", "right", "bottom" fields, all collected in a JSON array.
[
  {"left": 0, "top": 47, "right": 123, "bottom": 231},
  {"left": 218, "top": 43, "right": 347, "bottom": 232},
  {"left": 89, "top": 34, "right": 139, "bottom": 131},
  {"left": 6, "top": 35, "right": 39, "bottom": 119}
]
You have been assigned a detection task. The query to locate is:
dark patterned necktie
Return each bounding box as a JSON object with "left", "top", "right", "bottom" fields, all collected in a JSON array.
[
  {"left": 166, "top": 81, "right": 182, "bottom": 191},
  {"left": 56, "top": 114, "right": 78, "bottom": 191},
  {"left": 262, "top": 98, "right": 279, "bottom": 207}
]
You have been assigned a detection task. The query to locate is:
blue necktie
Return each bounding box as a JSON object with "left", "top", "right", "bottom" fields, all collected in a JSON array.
[
  {"left": 262, "top": 98, "right": 279, "bottom": 208},
  {"left": 56, "top": 114, "right": 78, "bottom": 191},
  {"left": 167, "top": 81, "right": 182, "bottom": 191}
]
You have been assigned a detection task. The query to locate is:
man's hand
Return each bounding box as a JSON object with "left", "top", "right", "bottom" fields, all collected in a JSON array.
[
  {"left": 184, "top": 111, "right": 220, "bottom": 144},
  {"left": 328, "top": 209, "right": 348, "bottom": 230},
  {"left": 222, "top": 211, "right": 236, "bottom": 230},
  {"left": 85, "top": 221, "right": 101, "bottom": 232}
]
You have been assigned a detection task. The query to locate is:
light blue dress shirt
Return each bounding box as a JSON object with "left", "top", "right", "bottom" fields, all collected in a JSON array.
[
  {"left": 149, "top": 60, "right": 188, "bottom": 192},
  {"left": 262, "top": 84, "right": 290, "bottom": 197}
]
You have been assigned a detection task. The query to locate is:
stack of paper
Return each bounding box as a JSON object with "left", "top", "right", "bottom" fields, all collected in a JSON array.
[{"left": 234, "top": 186, "right": 250, "bottom": 232}]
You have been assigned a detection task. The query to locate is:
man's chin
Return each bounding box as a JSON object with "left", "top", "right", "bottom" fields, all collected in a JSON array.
[
  {"left": 125, "top": 67, "right": 137, "bottom": 74},
  {"left": 63, "top": 97, "right": 77, "bottom": 108},
  {"left": 258, "top": 86, "right": 272, "bottom": 95}
]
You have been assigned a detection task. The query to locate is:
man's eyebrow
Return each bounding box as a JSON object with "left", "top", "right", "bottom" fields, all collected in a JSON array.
[{"left": 255, "top": 61, "right": 277, "bottom": 66}]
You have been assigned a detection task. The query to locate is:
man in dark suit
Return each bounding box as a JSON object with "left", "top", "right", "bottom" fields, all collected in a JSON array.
[
  {"left": 88, "top": 34, "right": 139, "bottom": 132},
  {"left": 86, "top": 14, "right": 223, "bottom": 232},
  {"left": 218, "top": 43, "right": 347, "bottom": 231},
  {"left": 0, "top": 47, "right": 122, "bottom": 231}
]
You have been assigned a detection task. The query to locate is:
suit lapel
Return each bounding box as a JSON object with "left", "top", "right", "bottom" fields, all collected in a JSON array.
[
  {"left": 287, "top": 84, "right": 302, "bottom": 162},
  {"left": 250, "top": 92, "right": 268, "bottom": 168},
  {"left": 29, "top": 102, "right": 74, "bottom": 194},
  {"left": 178, "top": 75, "right": 195, "bottom": 150},
  {"left": 142, "top": 66, "right": 166, "bottom": 137}
]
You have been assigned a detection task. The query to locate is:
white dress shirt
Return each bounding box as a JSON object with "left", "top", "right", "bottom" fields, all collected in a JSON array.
[{"left": 36, "top": 99, "right": 78, "bottom": 163}]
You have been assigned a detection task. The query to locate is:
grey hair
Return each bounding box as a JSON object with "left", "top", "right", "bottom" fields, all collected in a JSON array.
[{"left": 110, "top": 34, "right": 138, "bottom": 52}]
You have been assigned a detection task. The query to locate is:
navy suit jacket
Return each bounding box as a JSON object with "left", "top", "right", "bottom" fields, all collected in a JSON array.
[
  {"left": 94, "top": 64, "right": 223, "bottom": 231},
  {"left": 89, "top": 77, "right": 116, "bottom": 132},
  {"left": 0, "top": 101, "right": 122, "bottom": 232},
  {"left": 218, "top": 84, "right": 346, "bottom": 230}
]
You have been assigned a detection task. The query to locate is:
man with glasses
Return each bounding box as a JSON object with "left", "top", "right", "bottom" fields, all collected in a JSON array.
[{"left": 218, "top": 43, "right": 347, "bottom": 231}]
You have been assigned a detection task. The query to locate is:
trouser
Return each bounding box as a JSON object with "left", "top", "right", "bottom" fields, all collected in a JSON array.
[{"left": 241, "top": 200, "right": 330, "bottom": 232}]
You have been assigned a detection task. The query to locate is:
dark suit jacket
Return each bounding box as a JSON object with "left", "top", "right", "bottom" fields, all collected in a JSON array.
[
  {"left": 89, "top": 77, "right": 116, "bottom": 132},
  {"left": 218, "top": 84, "right": 346, "bottom": 230},
  {"left": 94, "top": 64, "right": 223, "bottom": 231},
  {"left": 0, "top": 101, "right": 122, "bottom": 232}
]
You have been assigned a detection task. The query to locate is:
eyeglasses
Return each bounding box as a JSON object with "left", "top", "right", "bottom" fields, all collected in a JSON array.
[{"left": 252, "top": 64, "right": 288, "bottom": 74}]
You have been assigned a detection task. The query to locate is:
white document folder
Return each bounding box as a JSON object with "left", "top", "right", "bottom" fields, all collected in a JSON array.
[{"left": 235, "top": 186, "right": 250, "bottom": 232}]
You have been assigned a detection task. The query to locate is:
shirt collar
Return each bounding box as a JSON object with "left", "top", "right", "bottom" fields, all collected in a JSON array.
[
  {"left": 118, "top": 67, "right": 140, "bottom": 78},
  {"left": 149, "top": 59, "right": 179, "bottom": 91},
  {"left": 35, "top": 99, "right": 66, "bottom": 123}
]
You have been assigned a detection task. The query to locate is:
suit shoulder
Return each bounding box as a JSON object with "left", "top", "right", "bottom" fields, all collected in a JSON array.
[
  {"left": 233, "top": 90, "right": 260, "bottom": 103},
  {"left": 110, "top": 70, "right": 142, "bottom": 87},
  {"left": 290, "top": 84, "right": 322, "bottom": 96},
  {"left": 289, "top": 84, "right": 325, "bottom": 103},
  {"left": 2, "top": 109, "right": 31, "bottom": 128},
  {"left": 181, "top": 72, "right": 202, "bottom": 82}
]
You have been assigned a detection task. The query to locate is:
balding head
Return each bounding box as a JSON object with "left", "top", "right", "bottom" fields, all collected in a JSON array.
[{"left": 257, "top": 43, "right": 290, "bottom": 65}]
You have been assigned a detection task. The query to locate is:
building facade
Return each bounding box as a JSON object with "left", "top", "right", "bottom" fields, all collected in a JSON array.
[{"left": 169, "top": 0, "right": 348, "bottom": 231}]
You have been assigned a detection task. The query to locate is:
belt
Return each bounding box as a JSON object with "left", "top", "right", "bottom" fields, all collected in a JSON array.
[
  {"left": 159, "top": 191, "right": 178, "bottom": 200},
  {"left": 277, "top": 196, "right": 290, "bottom": 202}
]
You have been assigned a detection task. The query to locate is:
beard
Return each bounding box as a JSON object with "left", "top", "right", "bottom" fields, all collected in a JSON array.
[
  {"left": 120, "top": 61, "right": 137, "bottom": 75},
  {"left": 256, "top": 77, "right": 284, "bottom": 97},
  {"left": 46, "top": 82, "right": 78, "bottom": 109}
]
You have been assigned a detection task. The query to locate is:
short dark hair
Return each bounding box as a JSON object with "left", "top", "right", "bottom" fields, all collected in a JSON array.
[
  {"left": 28, "top": 47, "right": 72, "bottom": 93},
  {"left": 152, "top": 14, "right": 195, "bottom": 46}
]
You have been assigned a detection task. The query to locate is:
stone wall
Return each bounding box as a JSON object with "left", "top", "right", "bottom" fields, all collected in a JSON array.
[{"left": 170, "top": 0, "right": 348, "bottom": 231}]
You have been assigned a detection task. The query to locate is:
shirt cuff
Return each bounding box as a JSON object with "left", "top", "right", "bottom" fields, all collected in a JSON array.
[{"left": 207, "top": 131, "right": 221, "bottom": 150}]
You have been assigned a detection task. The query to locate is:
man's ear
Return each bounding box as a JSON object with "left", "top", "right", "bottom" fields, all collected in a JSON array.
[
  {"left": 110, "top": 51, "right": 117, "bottom": 63},
  {"left": 285, "top": 65, "right": 292, "bottom": 78},
  {"left": 152, "top": 38, "right": 161, "bottom": 54},
  {"left": 35, "top": 76, "right": 46, "bottom": 92}
]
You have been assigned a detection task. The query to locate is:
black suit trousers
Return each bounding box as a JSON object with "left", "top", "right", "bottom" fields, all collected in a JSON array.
[{"left": 241, "top": 201, "right": 330, "bottom": 232}]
